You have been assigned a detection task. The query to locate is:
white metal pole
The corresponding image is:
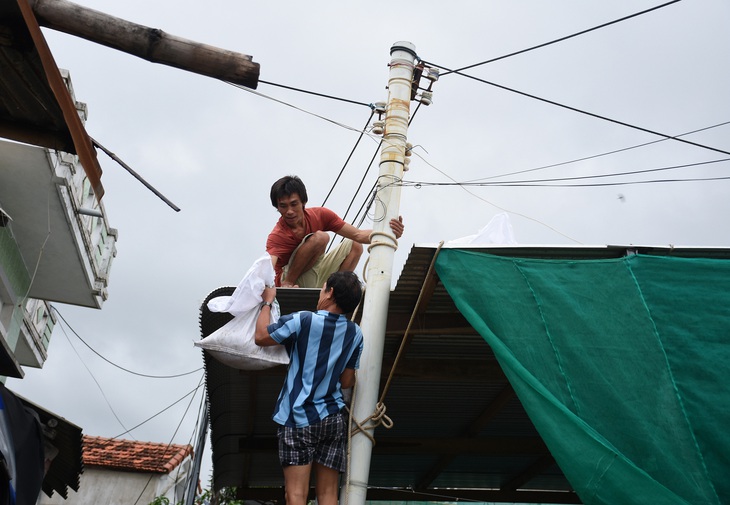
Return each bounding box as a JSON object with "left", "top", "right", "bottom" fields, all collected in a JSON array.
[{"left": 343, "top": 41, "right": 417, "bottom": 505}]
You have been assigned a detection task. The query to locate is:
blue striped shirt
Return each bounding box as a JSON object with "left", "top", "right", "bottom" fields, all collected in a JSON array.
[{"left": 268, "top": 310, "right": 364, "bottom": 427}]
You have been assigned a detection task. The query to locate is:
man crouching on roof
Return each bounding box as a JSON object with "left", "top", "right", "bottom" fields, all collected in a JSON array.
[
  {"left": 266, "top": 175, "right": 404, "bottom": 288},
  {"left": 255, "top": 271, "right": 365, "bottom": 505}
]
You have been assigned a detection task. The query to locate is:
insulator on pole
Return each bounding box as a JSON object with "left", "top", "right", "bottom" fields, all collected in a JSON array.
[
  {"left": 373, "top": 101, "right": 387, "bottom": 115},
  {"left": 418, "top": 90, "right": 433, "bottom": 106},
  {"left": 425, "top": 67, "right": 440, "bottom": 82},
  {"left": 371, "top": 120, "right": 385, "bottom": 135}
]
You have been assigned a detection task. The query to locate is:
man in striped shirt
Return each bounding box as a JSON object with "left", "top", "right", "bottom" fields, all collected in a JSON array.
[{"left": 255, "top": 271, "right": 364, "bottom": 505}]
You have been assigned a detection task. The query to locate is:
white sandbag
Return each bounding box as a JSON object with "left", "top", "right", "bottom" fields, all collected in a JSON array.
[
  {"left": 196, "top": 302, "right": 289, "bottom": 370},
  {"left": 207, "top": 254, "right": 276, "bottom": 316},
  {"left": 195, "top": 253, "right": 289, "bottom": 369}
]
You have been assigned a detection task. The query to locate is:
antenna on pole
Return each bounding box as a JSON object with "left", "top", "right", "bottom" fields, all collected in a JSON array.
[{"left": 343, "top": 41, "right": 418, "bottom": 505}]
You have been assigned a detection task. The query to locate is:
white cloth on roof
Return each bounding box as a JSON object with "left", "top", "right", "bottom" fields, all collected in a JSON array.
[{"left": 447, "top": 212, "right": 517, "bottom": 245}]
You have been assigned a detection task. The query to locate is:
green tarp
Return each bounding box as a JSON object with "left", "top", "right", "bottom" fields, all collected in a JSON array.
[{"left": 435, "top": 249, "right": 730, "bottom": 505}]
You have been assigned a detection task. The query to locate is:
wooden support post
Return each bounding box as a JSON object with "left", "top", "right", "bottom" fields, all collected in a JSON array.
[{"left": 28, "top": 0, "right": 260, "bottom": 88}]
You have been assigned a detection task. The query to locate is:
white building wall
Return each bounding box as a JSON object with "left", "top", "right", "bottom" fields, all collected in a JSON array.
[
  {"left": 39, "top": 468, "right": 165, "bottom": 505},
  {"left": 38, "top": 455, "right": 193, "bottom": 505}
]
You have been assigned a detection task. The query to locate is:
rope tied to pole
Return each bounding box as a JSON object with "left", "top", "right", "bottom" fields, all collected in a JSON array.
[
  {"left": 368, "top": 229, "right": 399, "bottom": 252},
  {"left": 347, "top": 401, "right": 393, "bottom": 445},
  {"left": 361, "top": 229, "right": 398, "bottom": 284}
]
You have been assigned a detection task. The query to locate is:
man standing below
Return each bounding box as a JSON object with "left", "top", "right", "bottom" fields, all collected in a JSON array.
[
  {"left": 255, "top": 271, "right": 364, "bottom": 505},
  {"left": 267, "top": 175, "right": 404, "bottom": 287}
]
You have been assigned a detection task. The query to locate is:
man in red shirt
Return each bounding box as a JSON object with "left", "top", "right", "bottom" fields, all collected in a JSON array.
[{"left": 266, "top": 175, "right": 404, "bottom": 288}]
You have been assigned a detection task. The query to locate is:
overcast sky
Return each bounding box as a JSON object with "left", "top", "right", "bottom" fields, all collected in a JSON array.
[{"left": 8, "top": 0, "right": 730, "bottom": 494}]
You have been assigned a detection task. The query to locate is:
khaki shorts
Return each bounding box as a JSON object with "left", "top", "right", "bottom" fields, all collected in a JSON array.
[{"left": 282, "top": 235, "right": 354, "bottom": 288}]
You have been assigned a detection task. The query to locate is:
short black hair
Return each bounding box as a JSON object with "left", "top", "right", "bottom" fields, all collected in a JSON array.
[
  {"left": 270, "top": 175, "right": 308, "bottom": 208},
  {"left": 326, "top": 271, "right": 363, "bottom": 314}
]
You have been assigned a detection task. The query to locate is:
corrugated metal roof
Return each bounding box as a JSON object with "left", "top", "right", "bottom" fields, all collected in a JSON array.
[{"left": 201, "top": 243, "right": 730, "bottom": 503}]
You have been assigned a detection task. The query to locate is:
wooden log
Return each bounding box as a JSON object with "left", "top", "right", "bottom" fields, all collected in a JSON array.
[{"left": 28, "top": 0, "right": 259, "bottom": 88}]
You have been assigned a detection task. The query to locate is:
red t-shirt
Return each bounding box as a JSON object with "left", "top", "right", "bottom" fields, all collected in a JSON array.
[{"left": 266, "top": 207, "right": 346, "bottom": 285}]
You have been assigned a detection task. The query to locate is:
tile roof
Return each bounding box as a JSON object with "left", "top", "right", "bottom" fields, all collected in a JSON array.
[{"left": 83, "top": 435, "right": 193, "bottom": 474}]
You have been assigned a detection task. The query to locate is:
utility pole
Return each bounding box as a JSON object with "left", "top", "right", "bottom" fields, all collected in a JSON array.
[{"left": 343, "top": 41, "right": 417, "bottom": 505}]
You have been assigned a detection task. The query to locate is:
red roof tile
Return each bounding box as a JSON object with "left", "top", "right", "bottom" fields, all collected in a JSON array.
[{"left": 82, "top": 435, "right": 193, "bottom": 474}]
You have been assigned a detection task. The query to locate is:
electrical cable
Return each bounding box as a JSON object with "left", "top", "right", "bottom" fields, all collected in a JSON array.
[
  {"left": 473, "top": 175, "right": 730, "bottom": 188},
  {"left": 52, "top": 306, "right": 203, "bottom": 379},
  {"left": 228, "top": 82, "right": 378, "bottom": 136},
  {"left": 406, "top": 149, "right": 581, "bottom": 243},
  {"left": 402, "top": 173, "right": 730, "bottom": 189},
  {"left": 466, "top": 120, "right": 730, "bottom": 182},
  {"left": 322, "top": 110, "right": 376, "bottom": 207},
  {"left": 180, "top": 386, "right": 209, "bottom": 501},
  {"left": 258, "top": 79, "right": 373, "bottom": 108},
  {"left": 341, "top": 141, "right": 382, "bottom": 224},
  {"left": 112, "top": 379, "right": 204, "bottom": 440},
  {"left": 436, "top": 0, "right": 682, "bottom": 76},
  {"left": 449, "top": 157, "right": 730, "bottom": 186},
  {"left": 57, "top": 321, "right": 134, "bottom": 439},
  {"left": 423, "top": 62, "right": 730, "bottom": 158},
  {"left": 131, "top": 374, "right": 205, "bottom": 505}
]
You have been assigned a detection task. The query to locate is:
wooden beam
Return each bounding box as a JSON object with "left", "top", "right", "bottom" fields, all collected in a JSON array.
[
  {"left": 28, "top": 0, "right": 260, "bottom": 88},
  {"left": 15, "top": 0, "right": 105, "bottom": 198}
]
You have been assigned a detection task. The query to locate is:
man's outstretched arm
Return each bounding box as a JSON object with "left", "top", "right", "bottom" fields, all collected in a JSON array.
[{"left": 337, "top": 216, "right": 404, "bottom": 244}]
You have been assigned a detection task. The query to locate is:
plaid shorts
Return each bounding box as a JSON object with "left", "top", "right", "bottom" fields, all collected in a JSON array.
[{"left": 277, "top": 411, "right": 347, "bottom": 472}]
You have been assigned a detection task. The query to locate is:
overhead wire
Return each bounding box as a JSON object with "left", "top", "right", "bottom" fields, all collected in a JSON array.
[
  {"left": 466, "top": 175, "right": 730, "bottom": 188},
  {"left": 180, "top": 383, "right": 210, "bottom": 499},
  {"left": 419, "top": 3, "right": 730, "bottom": 159},
  {"left": 57, "top": 319, "right": 134, "bottom": 439},
  {"left": 405, "top": 150, "right": 582, "bottom": 243},
  {"left": 399, "top": 153, "right": 730, "bottom": 195},
  {"left": 438, "top": 0, "right": 682, "bottom": 76},
  {"left": 430, "top": 157, "right": 730, "bottom": 187},
  {"left": 464, "top": 120, "right": 730, "bottom": 182},
  {"left": 424, "top": 60, "right": 730, "bottom": 158},
  {"left": 228, "top": 82, "right": 377, "bottom": 135},
  {"left": 52, "top": 306, "right": 203, "bottom": 379},
  {"left": 228, "top": 80, "right": 387, "bottom": 230},
  {"left": 131, "top": 374, "right": 206, "bottom": 505},
  {"left": 258, "top": 79, "right": 373, "bottom": 108},
  {"left": 322, "top": 110, "right": 376, "bottom": 207},
  {"left": 113, "top": 379, "right": 204, "bottom": 440}
]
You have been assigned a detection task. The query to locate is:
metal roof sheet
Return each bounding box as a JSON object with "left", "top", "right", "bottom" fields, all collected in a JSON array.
[{"left": 201, "top": 243, "right": 730, "bottom": 503}]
